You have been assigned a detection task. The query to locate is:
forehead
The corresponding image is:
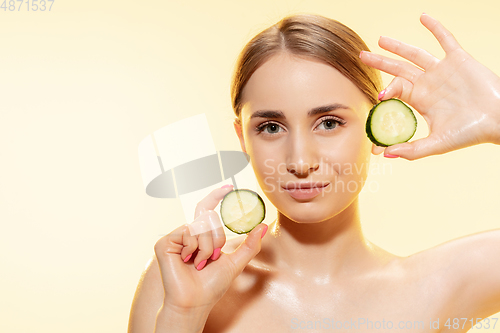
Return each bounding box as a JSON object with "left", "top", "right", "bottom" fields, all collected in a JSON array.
[{"left": 240, "top": 53, "right": 370, "bottom": 120}]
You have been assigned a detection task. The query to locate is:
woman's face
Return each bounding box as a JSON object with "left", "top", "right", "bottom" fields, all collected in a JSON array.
[{"left": 234, "top": 53, "right": 375, "bottom": 223}]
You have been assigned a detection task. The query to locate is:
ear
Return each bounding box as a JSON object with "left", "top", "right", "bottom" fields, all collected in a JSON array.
[
  {"left": 371, "top": 143, "right": 384, "bottom": 155},
  {"left": 233, "top": 119, "right": 247, "bottom": 153}
]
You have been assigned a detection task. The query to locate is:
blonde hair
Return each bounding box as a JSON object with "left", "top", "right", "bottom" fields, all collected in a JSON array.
[{"left": 231, "top": 14, "right": 383, "bottom": 122}]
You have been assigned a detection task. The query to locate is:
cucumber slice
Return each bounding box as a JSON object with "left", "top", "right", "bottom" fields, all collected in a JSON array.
[
  {"left": 220, "top": 189, "right": 265, "bottom": 234},
  {"left": 366, "top": 98, "right": 417, "bottom": 147}
]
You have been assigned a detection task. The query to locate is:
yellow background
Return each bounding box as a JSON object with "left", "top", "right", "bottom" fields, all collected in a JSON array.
[{"left": 1, "top": 0, "right": 500, "bottom": 332}]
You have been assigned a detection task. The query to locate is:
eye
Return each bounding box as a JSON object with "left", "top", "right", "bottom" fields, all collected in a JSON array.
[
  {"left": 255, "top": 121, "right": 284, "bottom": 135},
  {"left": 315, "top": 115, "right": 346, "bottom": 131}
]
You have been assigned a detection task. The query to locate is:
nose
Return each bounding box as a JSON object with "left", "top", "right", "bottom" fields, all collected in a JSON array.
[{"left": 285, "top": 131, "right": 320, "bottom": 177}]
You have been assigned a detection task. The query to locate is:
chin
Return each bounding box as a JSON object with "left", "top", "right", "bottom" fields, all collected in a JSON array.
[
  {"left": 274, "top": 194, "right": 352, "bottom": 224},
  {"left": 279, "top": 206, "right": 339, "bottom": 224}
]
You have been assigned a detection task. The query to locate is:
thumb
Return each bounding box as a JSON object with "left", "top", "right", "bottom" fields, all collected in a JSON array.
[
  {"left": 226, "top": 223, "right": 268, "bottom": 277},
  {"left": 384, "top": 136, "right": 443, "bottom": 160}
]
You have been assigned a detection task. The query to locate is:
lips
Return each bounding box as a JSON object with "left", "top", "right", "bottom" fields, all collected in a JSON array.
[
  {"left": 282, "top": 182, "right": 330, "bottom": 190},
  {"left": 281, "top": 182, "right": 330, "bottom": 200}
]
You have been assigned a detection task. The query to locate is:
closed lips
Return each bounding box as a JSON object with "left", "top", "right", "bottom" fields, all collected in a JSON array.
[{"left": 283, "top": 182, "right": 330, "bottom": 190}]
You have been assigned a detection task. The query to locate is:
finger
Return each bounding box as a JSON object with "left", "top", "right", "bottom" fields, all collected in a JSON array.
[
  {"left": 420, "top": 13, "right": 461, "bottom": 54},
  {"left": 384, "top": 136, "right": 443, "bottom": 161},
  {"left": 380, "top": 76, "right": 415, "bottom": 102},
  {"left": 193, "top": 228, "right": 214, "bottom": 270},
  {"left": 371, "top": 144, "right": 384, "bottom": 155},
  {"left": 180, "top": 227, "right": 198, "bottom": 262},
  {"left": 360, "top": 51, "right": 424, "bottom": 83},
  {"left": 187, "top": 210, "right": 224, "bottom": 236},
  {"left": 154, "top": 224, "right": 187, "bottom": 258},
  {"left": 154, "top": 224, "right": 193, "bottom": 275},
  {"left": 184, "top": 212, "right": 225, "bottom": 268},
  {"left": 188, "top": 185, "right": 233, "bottom": 266},
  {"left": 194, "top": 185, "right": 234, "bottom": 219},
  {"left": 378, "top": 36, "right": 439, "bottom": 70},
  {"left": 210, "top": 221, "right": 226, "bottom": 261},
  {"left": 226, "top": 224, "right": 267, "bottom": 279},
  {"left": 188, "top": 210, "right": 226, "bottom": 261}
]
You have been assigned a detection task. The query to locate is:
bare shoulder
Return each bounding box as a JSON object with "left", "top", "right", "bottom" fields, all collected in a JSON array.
[
  {"left": 128, "top": 255, "right": 164, "bottom": 333},
  {"left": 403, "top": 229, "right": 500, "bottom": 278},
  {"left": 401, "top": 229, "right": 500, "bottom": 319}
]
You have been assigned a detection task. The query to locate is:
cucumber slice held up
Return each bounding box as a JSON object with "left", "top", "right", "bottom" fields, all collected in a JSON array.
[
  {"left": 366, "top": 98, "right": 417, "bottom": 147},
  {"left": 220, "top": 189, "right": 266, "bottom": 234}
]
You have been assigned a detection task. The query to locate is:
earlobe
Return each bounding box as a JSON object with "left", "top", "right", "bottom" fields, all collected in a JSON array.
[
  {"left": 371, "top": 143, "right": 384, "bottom": 155},
  {"left": 233, "top": 120, "right": 247, "bottom": 153}
]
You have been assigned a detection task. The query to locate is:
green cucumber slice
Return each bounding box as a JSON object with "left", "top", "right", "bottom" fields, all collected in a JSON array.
[
  {"left": 366, "top": 98, "right": 417, "bottom": 147},
  {"left": 220, "top": 189, "right": 265, "bottom": 234}
]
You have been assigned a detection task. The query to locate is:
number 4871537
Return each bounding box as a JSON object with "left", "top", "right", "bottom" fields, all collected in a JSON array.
[{"left": 1, "top": 0, "right": 55, "bottom": 11}]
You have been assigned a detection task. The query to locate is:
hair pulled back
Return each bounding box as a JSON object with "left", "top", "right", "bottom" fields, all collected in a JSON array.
[{"left": 231, "top": 14, "right": 383, "bottom": 123}]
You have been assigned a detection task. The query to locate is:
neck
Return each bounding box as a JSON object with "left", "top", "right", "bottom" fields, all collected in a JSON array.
[{"left": 261, "top": 197, "right": 381, "bottom": 280}]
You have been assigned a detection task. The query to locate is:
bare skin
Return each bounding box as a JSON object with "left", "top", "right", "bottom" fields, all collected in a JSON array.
[
  {"left": 129, "top": 14, "right": 500, "bottom": 333},
  {"left": 205, "top": 219, "right": 463, "bottom": 333},
  {"left": 134, "top": 212, "right": 500, "bottom": 333}
]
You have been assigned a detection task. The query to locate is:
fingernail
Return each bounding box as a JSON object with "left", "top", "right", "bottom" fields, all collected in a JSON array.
[
  {"left": 384, "top": 153, "right": 399, "bottom": 158},
  {"left": 359, "top": 51, "right": 364, "bottom": 58},
  {"left": 196, "top": 259, "right": 207, "bottom": 270},
  {"left": 378, "top": 89, "right": 386, "bottom": 101},
  {"left": 183, "top": 253, "right": 192, "bottom": 263},
  {"left": 211, "top": 248, "right": 221, "bottom": 261},
  {"left": 261, "top": 224, "right": 268, "bottom": 239},
  {"left": 221, "top": 184, "right": 233, "bottom": 189}
]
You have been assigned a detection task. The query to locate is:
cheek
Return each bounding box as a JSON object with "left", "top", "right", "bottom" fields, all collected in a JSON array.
[
  {"left": 318, "top": 125, "right": 371, "bottom": 178},
  {"left": 252, "top": 154, "right": 284, "bottom": 195},
  {"left": 245, "top": 139, "right": 281, "bottom": 189}
]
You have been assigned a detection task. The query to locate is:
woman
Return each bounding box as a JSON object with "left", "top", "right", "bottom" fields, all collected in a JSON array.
[{"left": 129, "top": 13, "right": 500, "bottom": 333}]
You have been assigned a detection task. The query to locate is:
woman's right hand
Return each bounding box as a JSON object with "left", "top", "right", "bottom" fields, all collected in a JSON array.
[{"left": 154, "top": 184, "right": 268, "bottom": 313}]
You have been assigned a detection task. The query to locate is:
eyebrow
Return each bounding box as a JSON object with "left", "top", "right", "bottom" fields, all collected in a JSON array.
[{"left": 249, "top": 103, "right": 351, "bottom": 120}]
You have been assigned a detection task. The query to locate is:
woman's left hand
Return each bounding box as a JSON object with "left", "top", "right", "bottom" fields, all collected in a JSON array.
[{"left": 360, "top": 13, "right": 500, "bottom": 160}]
